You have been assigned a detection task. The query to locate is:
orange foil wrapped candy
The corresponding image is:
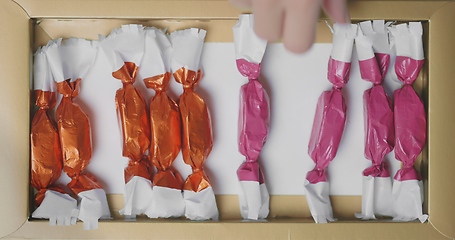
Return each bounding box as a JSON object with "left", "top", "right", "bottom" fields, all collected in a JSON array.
[
  {"left": 31, "top": 90, "right": 64, "bottom": 203},
  {"left": 170, "top": 28, "right": 218, "bottom": 220},
  {"left": 30, "top": 47, "right": 78, "bottom": 226},
  {"left": 99, "top": 25, "right": 153, "bottom": 217},
  {"left": 46, "top": 38, "right": 111, "bottom": 230},
  {"left": 140, "top": 28, "right": 185, "bottom": 218},
  {"left": 113, "top": 62, "right": 151, "bottom": 183}
]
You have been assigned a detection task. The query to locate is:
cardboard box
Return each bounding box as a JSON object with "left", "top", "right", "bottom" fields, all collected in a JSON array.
[{"left": 1, "top": 0, "right": 454, "bottom": 239}]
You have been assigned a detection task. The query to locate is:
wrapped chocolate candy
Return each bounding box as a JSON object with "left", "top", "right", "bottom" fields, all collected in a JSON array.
[
  {"left": 171, "top": 28, "right": 219, "bottom": 220},
  {"left": 389, "top": 22, "right": 428, "bottom": 223},
  {"left": 354, "top": 20, "right": 394, "bottom": 220},
  {"left": 139, "top": 28, "right": 185, "bottom": 218},
  {"left": 233, "top": 14, "right": 270, "bottom": 220},
  {"left": 304, "top": 23, "right": 357, "bottom": 223},
  {"left": 99, "top": 25, "right": 153, "bottom": 218},
  {"left": 31, "top": 46, "right": 78, "bottom": 226},
  {"left": 46, "top": 38, "right": 111, "bottom": 230}
]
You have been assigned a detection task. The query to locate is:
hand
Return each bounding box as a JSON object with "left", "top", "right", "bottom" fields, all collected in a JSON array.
[{"left": 230, "top": 0, "right": 350, "bottom": 53}]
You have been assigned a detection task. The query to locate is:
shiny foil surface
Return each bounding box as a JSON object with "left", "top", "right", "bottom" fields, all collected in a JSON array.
[
  {"left": 113, "top": 62, "right": 152, "bottom": 183},
  {"left": 394, "top": 84, "right": 426, "bottom": 181},
  {"left": 360, "top": 54, "right": 394, "bottom": 178},
  {"left": 145, "top": 72, "right": 183, "bottom": 190},
  {"left": 174, "top": 67, "right": 213, "bottom": 192},
  {"left": 394, "top": 56, "right": 426, "bottom": 181},
  {"left": 307, "top": 89, "right": 347, "bottom": 184},
  {"left": 30, "top": 90, "right": 63, "bottom": 206},
  {"left": 363, "top": 85, "right": 394, "bottom": 177},
  {"left": 236, "top": 59, "right": 270, "bottom": 183},
  {"left": 56, "top": 79, "right": 102, "bottom": 195}
]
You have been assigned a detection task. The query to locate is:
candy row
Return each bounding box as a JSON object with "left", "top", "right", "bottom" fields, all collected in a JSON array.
[
  {"left": 31, "top": 26, "right": 218, "bottom": 230},
  {"left": 29, "top": 16, "right": 427, "bottom": 230},
  {"left": 301, "top": 21, "right": 427, "bottom": 223}
]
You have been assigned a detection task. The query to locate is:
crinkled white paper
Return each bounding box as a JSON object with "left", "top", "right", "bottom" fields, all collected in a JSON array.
[
  {"left": 170, "top": 28, "right": 206, "bottom": 72},
  {"left": 78, "top": 189, "right": 111, "bottom": 230},
  {"left": 99, "top": 24, "right": 146, "bottom": 72},
  {"left": 119, "top": 176, "right": 153, "bottom": 218},
  {"left": 304, "top": 180, "right": 335, "bottom": 223},
  {"left": 233, "top": 14, "right": 267, "bottom": 63},
  {"left": 138, "top": 27, "right": 172, "bottom": 80},
  {"left": 330, "top": 23, "right": 357, "bottom": 62},
  {"left": 146, "top": 186, "right": 185, "bottom": 218},
  {"left": 238, "top": 182, "right": 269, "bottom": 220},
  {"left": 392, "top": 179, "right": 427, "bottom": 223},
  {"left": 184, "top": 187, "right": 219, "bottom": 220},
  {"left": 355, "top": 176, "right": 394, "bottom": 220},
  {"left": 45, "top": 38, "right": 98, "bottom": 83},
  {"left": 388, "top": 22, "right": 424, "bottom": 60},
  {"left": 32, "top": 190, "right": 79, "bottom": 226}
]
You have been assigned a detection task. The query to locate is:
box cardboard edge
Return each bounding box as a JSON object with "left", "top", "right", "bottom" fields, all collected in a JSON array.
[
  {"left": 2, "top": 0, "right": 454, "bottom": 239},
  {"left": 427, "top": 1, "right": 455, "bottom": 239},
  {"left": 0, "top": 0, "right": 31, "bottom": 238}
]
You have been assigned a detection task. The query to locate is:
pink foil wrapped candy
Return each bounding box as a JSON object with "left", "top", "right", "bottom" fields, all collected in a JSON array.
[
  {"left": 355, "top": 20, "right": 395, "bottom": 220},
  {"left": 389, "top": 22, "right": 427, "bottom": 222},
  {"left": 304, "top": 23, "right": 357, "bottom": 223},
  {"left": 233, "top": 14, "right": 270, "bottom": 220}
]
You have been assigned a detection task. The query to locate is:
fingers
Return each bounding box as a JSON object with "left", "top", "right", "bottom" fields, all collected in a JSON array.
[
  {"left": 252, "top": 0, "right": 284, "bottom": 42},
  {"left": 322, "top": 0, "right": 350, "bottom": 23},
  {"left": 282, "top": 0, "right": 321, "bottom": 53},
  {"left": 232, "top": 0, "right": 349, "bottom": 53},
  {"left": 230, "top": 0, "right": 252, "bottom": 8}
]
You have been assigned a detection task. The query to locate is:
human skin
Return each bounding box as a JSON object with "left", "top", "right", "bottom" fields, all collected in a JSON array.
[{"left": 230, "top": 0, "right": 350, "bottom": 53}]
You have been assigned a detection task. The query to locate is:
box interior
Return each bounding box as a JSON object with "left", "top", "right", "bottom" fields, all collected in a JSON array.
[
  {"left": 30, "top": 17, "right": 429, "bottom": 221},
  {"left": 1, "top": 0, "right": 455, "bottom": 239}
]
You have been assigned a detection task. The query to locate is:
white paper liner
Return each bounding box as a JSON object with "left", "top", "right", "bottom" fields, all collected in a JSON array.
[
  {"left": 33, "top": 47, "right": 54, "bottom": 91},
  {"left": 170, "top": 28, "right": 206, "bottom": 72},
  {"left": 184, "top": 187, "right": 219, "bottom": 220},
  {"left": 392, "top": 179, "right": 428, "bottom": 223},
  {"left": 45, "top": 38, "right": 98, "bottom": 83},
  {"left": 359, "top": 20, "right": 391, "bottom": 55},
  {"left": 32, "top": 190, "right": 79, "bottom": 226},
  {"left": 388, "top": 22, "right": 424, "bottom": 60},
  {"left": 77, "top": 188, "right": 111, "bottom": 230},
  {"left": 233, "top": 14, "right": 267, "bottom": 63},
  {"left": 330, "top": 23, "right": 357, "bottom": 62},
  {"left": 238, "top": 181, "right": 269, "bottom": 220},
  {"left": 303, "top": 180, "right": 335, "bottom": 223},
  {"left": 138, "top": 27, "right": 172, "bottom": 80},
  {"left": 145, "top": 186, "right": 185, "bottom": 218},
  {"left": 119, "top": 176, "right": 153, "bottom": 218},
  {"left": 355, "top": 27, "right": 375, "bottom": 61},
  {"left": 355, "top": 176, "right": 394, "bottom": 220},
  {"left": 99, "top": 24, "right": 145, "bottom": 72}
]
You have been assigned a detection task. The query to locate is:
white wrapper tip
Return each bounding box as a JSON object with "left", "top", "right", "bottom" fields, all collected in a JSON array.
[
  {"left": 304, "top": 180, "right": 335, "bottom": 224},
  {"left": 146, "top": 186, "right": 185, "bottom": 219},
  {"left": 119, "top": 176, "right": 153, "bottom": 217},
  {"left": 184, "top": 187, "right": 219, "bottom": 221},
  {"left": 77, "top": 189, "right": 111, "bottom": 230},
  {"left": 238, "top": 181, "right": 269, "bottom": 220}
]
